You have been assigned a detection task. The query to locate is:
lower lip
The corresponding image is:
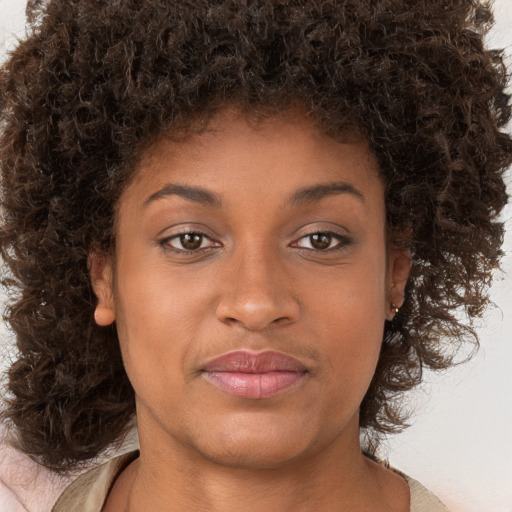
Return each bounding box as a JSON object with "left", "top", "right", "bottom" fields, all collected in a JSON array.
[{"left": 203, "top": 371, "right": 306, "bottom": 399}]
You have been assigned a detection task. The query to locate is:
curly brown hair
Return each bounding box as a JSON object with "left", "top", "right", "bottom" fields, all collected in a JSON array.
[{"left": 1, "top": 0, "right": 511, "bottom": 473}]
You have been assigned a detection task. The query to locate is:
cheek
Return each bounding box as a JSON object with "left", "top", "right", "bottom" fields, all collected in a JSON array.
[
  {"left": 310, "top": 256, "right": 388, "bottom": 387},
  {"left": 112, "top": 260, "right": 212, "bottom": 398}
]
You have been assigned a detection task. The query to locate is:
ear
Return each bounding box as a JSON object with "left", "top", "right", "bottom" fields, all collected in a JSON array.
[
  {"left": 386, "top": 248, "right": 412, "bottom": 320},
  {"left": 88, "top": 252, "right": 115, "bottom": 326}
]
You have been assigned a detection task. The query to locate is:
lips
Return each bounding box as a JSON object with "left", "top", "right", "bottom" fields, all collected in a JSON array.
[{"left": 202, "top": 350, "right": 307, "bottom": 399}]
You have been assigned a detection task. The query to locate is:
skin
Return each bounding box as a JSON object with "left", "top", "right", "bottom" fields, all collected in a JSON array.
[{"left": 91, "top": 108, "right": 411, "bottom": 511}]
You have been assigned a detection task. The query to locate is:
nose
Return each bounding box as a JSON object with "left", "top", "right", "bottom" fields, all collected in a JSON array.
[{"left": 215, "top": 248, "right": 300, "bottom": 331}]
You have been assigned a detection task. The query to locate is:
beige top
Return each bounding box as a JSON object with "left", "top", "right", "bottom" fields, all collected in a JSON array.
[{"left": 52, "top": 451, "right": 449, "bottom": 512}]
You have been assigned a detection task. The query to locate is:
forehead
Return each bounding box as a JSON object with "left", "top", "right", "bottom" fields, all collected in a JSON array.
[{"left": 121, "top": 107, "right": 384, "bottom": 213}]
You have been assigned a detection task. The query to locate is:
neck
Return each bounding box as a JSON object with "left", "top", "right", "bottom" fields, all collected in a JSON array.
[{"left": 106, "top": 415, "right": 409, "bottom": 512}]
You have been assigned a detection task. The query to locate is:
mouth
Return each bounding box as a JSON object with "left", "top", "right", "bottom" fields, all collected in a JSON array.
[{"left": 201, "top": 350, "right": 308, "bottom": 399}]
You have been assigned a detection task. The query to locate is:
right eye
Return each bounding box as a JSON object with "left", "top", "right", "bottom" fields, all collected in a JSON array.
[{"left": 159, "top": 231, "right": 219, "bottom": 253}]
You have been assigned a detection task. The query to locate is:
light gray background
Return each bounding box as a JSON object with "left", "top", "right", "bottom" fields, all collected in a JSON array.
[{"left": 0, "top": 1, "right": 510, "bottom": 511}]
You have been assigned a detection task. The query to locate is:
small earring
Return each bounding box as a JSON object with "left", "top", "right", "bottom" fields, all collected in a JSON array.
[
  {"left": 94, "top": 305, "right": 115, "bottom": 326},
  {"left": 391, "top": 304, "right": 400, "bottom": 317}
]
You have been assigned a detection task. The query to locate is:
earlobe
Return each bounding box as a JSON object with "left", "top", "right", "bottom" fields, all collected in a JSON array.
[
  {"left": 94, "top": 304, "right": 116, "bottom": 326},
  {"left": 387, "top": 248, "right": 412, "bottom": 320},
  {"left": 88, "top": 252, "right": 115, "bottom": 326}
]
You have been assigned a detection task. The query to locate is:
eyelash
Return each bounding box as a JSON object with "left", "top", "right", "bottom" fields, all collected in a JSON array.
[
  {"left": 158, "top": 229, "right": 352, "bottom": 255},
  {"left": 291, "top": 231, "right": 352, "bottom": 253},
  {"left": 158, "top": 229, "right": 220, "bottom": 255}
]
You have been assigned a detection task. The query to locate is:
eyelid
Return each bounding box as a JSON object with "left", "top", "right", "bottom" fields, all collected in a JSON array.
[
  {"left": 290, "top": 230, "right": 353, "bottom": 252},
  {"left": 158, "top": 228, "right": 221, "bottom": 254}
]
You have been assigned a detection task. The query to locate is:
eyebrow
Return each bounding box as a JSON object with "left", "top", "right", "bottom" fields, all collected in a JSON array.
[
  {"left": 290, "top": 181, "right": 365, "bottom": 206},
  {"left": 144, "top": 184, "right": 222, "bottom": 208},
  {"left": 143, "top": 180, "right": 365, "bottom": 209}
]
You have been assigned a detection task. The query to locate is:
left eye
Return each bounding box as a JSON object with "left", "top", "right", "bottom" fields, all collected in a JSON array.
[
  {"left": 293, "top": 232, "right": 347, "bottom": 251},
  {"left": 164, "top": 232, "right": 217, "bottom": 252}
]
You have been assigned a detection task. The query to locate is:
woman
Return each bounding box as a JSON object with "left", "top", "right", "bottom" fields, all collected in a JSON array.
[{"left": 1, "top": 1, "right": 510, "bottom": 511}]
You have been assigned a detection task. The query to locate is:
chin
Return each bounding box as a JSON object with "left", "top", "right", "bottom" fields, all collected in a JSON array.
[
  {"left": 183, "top": 420, "right": 318, "bottom": 470},
  {"left": 193, "top": 442, "right": 307, "bottom": 471}
]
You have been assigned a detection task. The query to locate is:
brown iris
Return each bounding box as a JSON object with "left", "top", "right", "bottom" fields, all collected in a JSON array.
[
  {"left": 180, "top": 233, "right": 203, "bottom": 250},
  {"left": 309, "top": 233, "right": 332, "bottom": 250}
]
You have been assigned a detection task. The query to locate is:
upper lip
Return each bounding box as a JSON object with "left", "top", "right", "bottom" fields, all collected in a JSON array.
[{"left": 202, "top": 350, "right": 308, "bottom": 373}]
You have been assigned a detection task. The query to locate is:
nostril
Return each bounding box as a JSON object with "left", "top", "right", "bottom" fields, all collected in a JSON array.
[
  {"left": 218, "top": 309, "right": 297, "bottom": 332},
  {"left": 214, "top": 278, "right": 300, "bottom": 330}
]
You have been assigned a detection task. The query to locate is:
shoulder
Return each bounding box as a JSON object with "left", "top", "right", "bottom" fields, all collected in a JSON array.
[
  {"left": 402, "top": 474, "right": 449, "bottom": 512},
  {"left": 51, "top": 451, "right": 138, "bottom": 512},
  {"left": 373, "top": 456, "right": 449, "bottom": 512}
]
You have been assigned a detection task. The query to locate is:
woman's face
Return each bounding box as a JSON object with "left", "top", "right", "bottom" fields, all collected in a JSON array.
[{"left": 92, "top": 108, "right": 410, "bottom": 469}]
